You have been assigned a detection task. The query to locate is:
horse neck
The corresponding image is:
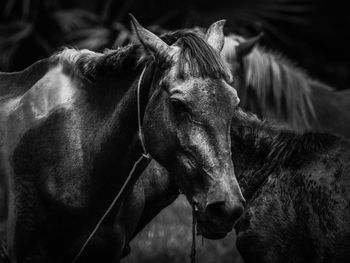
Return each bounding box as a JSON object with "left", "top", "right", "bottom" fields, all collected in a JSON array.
[
  {"left": 231, "top": 109, "right": 337, "bottom": 201},
  {"left": 95, "top": 65, "right": 156, "bottom": 189},
  {"left": 230, "top": 110, "right": 299, "bottom": 199},
  {"left": 130, "top": 161, "right": 179, "bottom": 239},
  {"left": 56, "top": 46, "right": 158, "bottom": 202},
  {"left": 231, "top": 113, "right": 272, "bottom": 199}
]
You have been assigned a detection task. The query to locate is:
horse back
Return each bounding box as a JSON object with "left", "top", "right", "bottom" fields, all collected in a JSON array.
[
  {"left": 0, "top": 56, "right": 84, "bottom": 232},
  {"left": 0, "top": 58, "right": 54, "bottom": 101},
  {"left": 0, "top": 58, "right": 54, "bottom": 220}
]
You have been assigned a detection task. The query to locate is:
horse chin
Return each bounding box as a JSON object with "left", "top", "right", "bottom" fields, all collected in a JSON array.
[
  {"left": 196, "top": 223, "right": 228, "bottom": 240},
  {"left": 196, "top": 215, "right": 229, "bottom": 240}
]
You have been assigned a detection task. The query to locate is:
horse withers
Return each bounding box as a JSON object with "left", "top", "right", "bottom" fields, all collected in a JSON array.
[{"left": 0, "top": 17, "right": 243, "bottom": 262}]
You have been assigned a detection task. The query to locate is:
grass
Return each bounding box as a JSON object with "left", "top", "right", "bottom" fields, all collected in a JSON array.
[{"left": 123, "top": 196, "right": 244, "bottom": 263}]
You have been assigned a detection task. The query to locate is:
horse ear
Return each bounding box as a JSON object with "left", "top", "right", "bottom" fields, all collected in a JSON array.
[
  {"left": 236, "top": 33, "right": 264, "bottom": 58},
  {"left": 129, "top": 14, "right": 171, "bottom": 59},
  {"left": 205, "top": 20, "right": 226, "bottom": 52}
]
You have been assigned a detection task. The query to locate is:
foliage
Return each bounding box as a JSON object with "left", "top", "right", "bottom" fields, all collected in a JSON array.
[
  {"left": 0, "top": 0, "right": 130, "bottom": 71},
  {"left": 1, "top": 0, "right": 349, "bottom": 90},
  {"left": 0, "top": 0, "right": 319, "bottom": 69}
]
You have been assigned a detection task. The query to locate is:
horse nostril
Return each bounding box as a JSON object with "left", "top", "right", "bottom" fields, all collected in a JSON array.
[
  {"left": 231, "top": 203, "right": 245, "bottom": 223},
  {"left": 205, "top": 200, "right": 245, "bottom": 230},
  {"left": 205, "top": 201, "right": 227, "bottom": 218}
]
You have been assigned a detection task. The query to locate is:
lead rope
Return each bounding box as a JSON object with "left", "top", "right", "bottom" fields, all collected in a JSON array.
[
  {"left": 190, "top": 206, "right": 197, "bottom": 263},
  {"left": 137, "top": 67, "right": 149, "bottom": 156},
  {"left": 72, "top": 67, "right": 151, "bottom": 263}
]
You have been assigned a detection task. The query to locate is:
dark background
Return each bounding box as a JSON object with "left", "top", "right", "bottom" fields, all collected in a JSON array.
[{"left": 1, "top": 0, "right": 350, "bottom": 90}]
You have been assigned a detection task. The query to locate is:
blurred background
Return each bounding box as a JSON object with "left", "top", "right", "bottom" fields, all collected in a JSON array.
[
  {"left": 1, "top": 0, "right": 350, "bottom": 90},
  {"left": 1, "top": 0, "right": 349, "bottom": 262}
]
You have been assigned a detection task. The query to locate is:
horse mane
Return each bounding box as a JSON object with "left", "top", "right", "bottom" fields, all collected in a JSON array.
[
  {"left": 244, "top": 46, "right": 320, "bottom": 131},
  {"left": 224, "top": 34, "right": 335, "bottom": 132},
  {"left": 57, "top": 29, "right": 232, "bottom": 85},
  {"left": 3, "top": 28, "right": 231, "bottom": 102},
  {"left": 57, "top": 44, "right": 139, "bottom": 80},
  {"left": 0, "top": 58, "right": 55, "bottom": 102},
  {"left": 153, "top": 29, "right": 232, "bottom": 81},
  {"left": 232, "top": 108, "right": 337, "bottom": 169}
]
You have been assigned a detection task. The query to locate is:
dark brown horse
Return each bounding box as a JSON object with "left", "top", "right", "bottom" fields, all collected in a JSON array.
[
  {"left": 119, "top": 108, "right": 350, "bottom": 262},
  {"left": 231, "top": 109, "right": 350, "bottom": 263},
  {"left": 222, "top": 33, "right": 350, "bottom": 138},
  {"left": 0, "top": 17, "right": 244, "bottom": 262}
]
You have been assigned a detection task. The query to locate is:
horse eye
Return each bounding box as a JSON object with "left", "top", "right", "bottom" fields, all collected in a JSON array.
[{"left": 171, "top": 99, "right": 188, "bottom": 113}]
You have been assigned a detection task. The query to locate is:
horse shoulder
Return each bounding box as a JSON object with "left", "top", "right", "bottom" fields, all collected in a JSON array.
[
  {"left": 1, "top": 61, "right": 89, "bottom": 214},
  {"left": 3, "top": 63, "right": 78, "bottom": 150}
]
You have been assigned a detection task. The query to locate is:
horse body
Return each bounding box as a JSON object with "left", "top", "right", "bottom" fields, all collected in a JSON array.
[
  {"left": 311, "top": 86, "right": 350, "bottom": 138},
  {"left": 0, "top": 47, "right": 145, "bottom": 262}
]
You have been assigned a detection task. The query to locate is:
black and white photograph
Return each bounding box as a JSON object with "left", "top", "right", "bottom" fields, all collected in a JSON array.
[{"left": 1, "top": 0, "right": 350, "bottom": 262}]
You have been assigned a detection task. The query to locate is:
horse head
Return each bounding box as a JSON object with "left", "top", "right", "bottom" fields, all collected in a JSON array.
[{"left": 131, "top": 16, "right": 245, "bottom": 239}]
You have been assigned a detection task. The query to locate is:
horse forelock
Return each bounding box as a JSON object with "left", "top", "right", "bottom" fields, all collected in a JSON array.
[
  {"left": 242, "top": 47, "right": 320, "bottom": 131},
  {"left": 154, "top": 30, "right": 232, "bottom": 82}
]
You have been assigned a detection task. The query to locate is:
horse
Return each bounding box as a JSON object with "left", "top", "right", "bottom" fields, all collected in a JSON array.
[
  {"left": 74, "top": 28, "right": 350, "bottom": 261},
  {"left": 222, "top": 33, "right": 350, "bottom": 139},
  {"left": 0, "top": 16, "right": 244, "bottom": 262},
  {"left": 230, "top": 108, "right": 350, "bottom": 263},
  {"left": 119, "top": 105, "right": 350, "bottom": 262},
  {"left": 103, "top": 29, "right": 350, "bottom": 261},
  {"left": 118, "top": 29, "right": 350, "bottom": 261}
]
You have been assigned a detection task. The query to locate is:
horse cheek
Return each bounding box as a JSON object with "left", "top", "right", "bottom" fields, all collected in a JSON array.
[{"left": 143, "top": 100, "right": 174, "bottom": 164}]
